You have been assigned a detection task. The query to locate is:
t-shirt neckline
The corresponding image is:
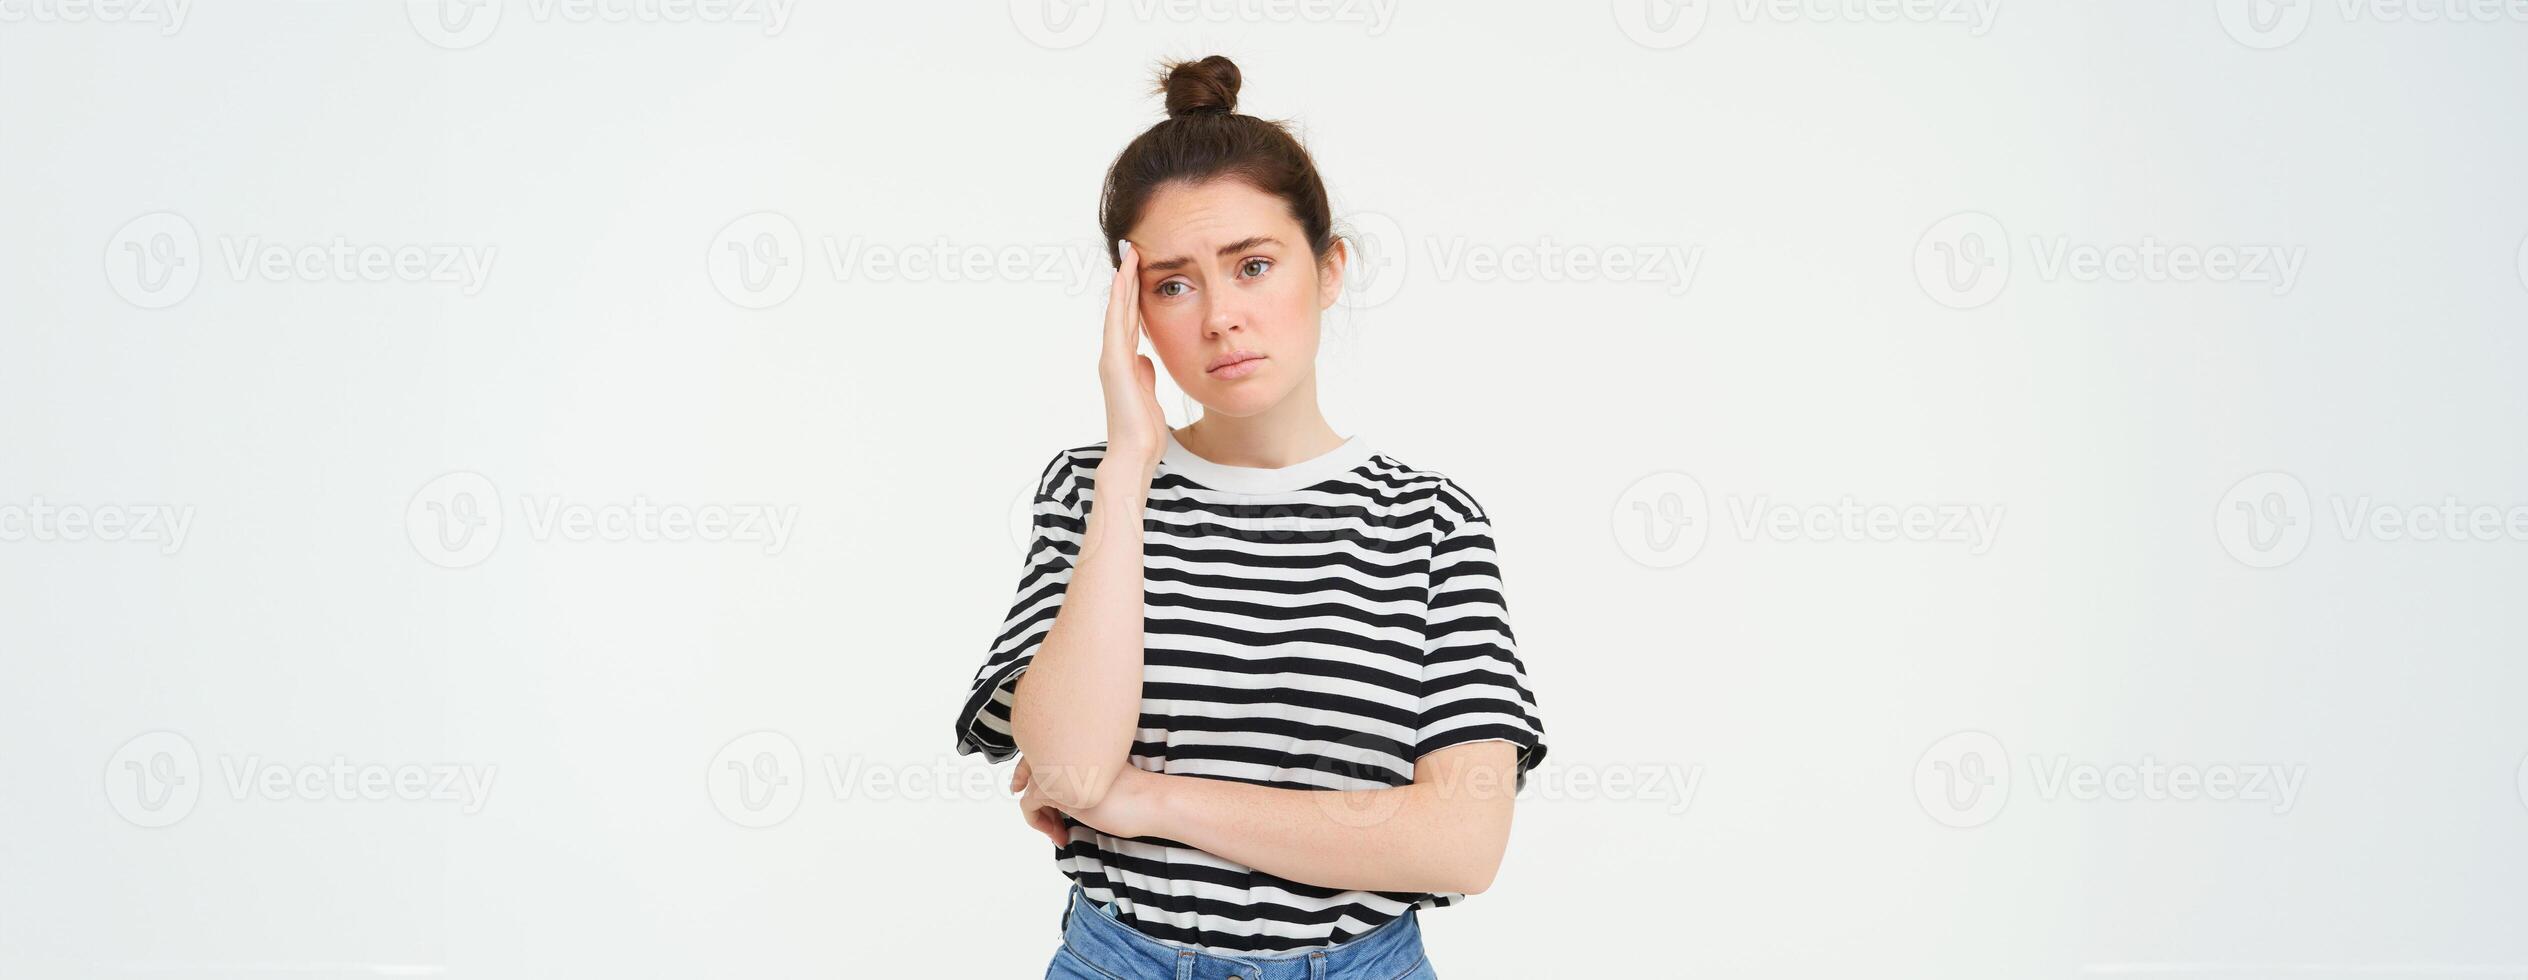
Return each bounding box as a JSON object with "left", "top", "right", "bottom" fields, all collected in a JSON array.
[{"left": 1159, "top": 428, "right": 1374, "bottom": 494}]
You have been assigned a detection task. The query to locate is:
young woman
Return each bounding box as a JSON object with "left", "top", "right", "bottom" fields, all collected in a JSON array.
[{"left": 955, "top": 55, "right": 1549, "bottom": 980}]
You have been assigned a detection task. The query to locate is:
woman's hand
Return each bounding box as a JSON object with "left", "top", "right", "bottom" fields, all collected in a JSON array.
[
  {"left": 1015, "top": 756, "right": 1162, "bottom": 843},
  {"left": 1100, "top": 241, "right": 1169, "bottom": 478},
  {"left": 1012, "top": 756, "right": 1070, "bottom": 848}
]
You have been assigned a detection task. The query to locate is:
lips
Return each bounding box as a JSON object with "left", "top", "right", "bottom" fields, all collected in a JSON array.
[{"left": 1205, "top": 350, "right": 1266, "bottom": 374}]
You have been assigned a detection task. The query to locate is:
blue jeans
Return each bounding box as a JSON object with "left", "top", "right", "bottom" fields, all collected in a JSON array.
[{"left": 1047, "top": 884, "right": 1439, "bottom": 980}]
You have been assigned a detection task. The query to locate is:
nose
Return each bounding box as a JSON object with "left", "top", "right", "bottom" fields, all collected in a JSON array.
[{"left": 1202, "top": 306, "right": 1242, "bottom": 340}]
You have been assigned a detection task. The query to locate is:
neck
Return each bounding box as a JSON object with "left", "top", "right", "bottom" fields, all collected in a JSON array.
[{"left": 1174, "top": 376, "right": 1344, "bottom": 469}]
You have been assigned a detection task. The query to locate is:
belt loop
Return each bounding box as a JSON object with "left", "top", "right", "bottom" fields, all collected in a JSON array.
[
  {"left": 1175, "top": 949, "right": 1196, "bottom": 980},
  {"left": 1310, "top": 950, "right": 1328, "bottom": 980}
]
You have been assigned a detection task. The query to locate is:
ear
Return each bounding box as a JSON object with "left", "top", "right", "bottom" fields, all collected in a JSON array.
[{"left": 1315, "top": 236, "right": 1349, "bottom": 312}]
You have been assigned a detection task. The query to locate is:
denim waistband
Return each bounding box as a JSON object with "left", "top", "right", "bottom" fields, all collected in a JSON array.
[{"left": 1059, "top": 884, "right": 1429, "bottom": 980}]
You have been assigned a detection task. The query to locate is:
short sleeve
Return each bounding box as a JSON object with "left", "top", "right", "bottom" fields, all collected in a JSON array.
[
  {"left": 1411, "top": 498, "right": 1548, "bottom": 791},
  {"left": 953, "top": 451, "right": 1089, "bottom": 764}
]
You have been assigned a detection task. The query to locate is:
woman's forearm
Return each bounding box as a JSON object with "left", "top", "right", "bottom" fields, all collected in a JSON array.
[
  {"left": 1124, "top": 742, "right": 1521, "bottom": 895},
  {"left": 1008, "top": 455, "right": 1153, "bottom": 810}
]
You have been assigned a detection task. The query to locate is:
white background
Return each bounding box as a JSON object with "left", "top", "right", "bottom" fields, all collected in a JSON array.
[{"left": 4, "top": 1, "right": 2526, "bottom": 977}]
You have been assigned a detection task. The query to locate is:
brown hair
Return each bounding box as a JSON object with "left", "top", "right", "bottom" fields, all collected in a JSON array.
[{"left": 1099, "top": 55, "right": 1337, "bottom": 268}]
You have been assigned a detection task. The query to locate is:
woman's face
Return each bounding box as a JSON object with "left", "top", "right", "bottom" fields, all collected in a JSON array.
[{"left": 1127, "top": 178, "right": 1345, "bottom": 420}]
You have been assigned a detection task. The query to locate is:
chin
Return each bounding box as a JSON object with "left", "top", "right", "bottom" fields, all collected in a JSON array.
[{"left": 1186, "top": 383, "right": 1291, "bottom": 419}]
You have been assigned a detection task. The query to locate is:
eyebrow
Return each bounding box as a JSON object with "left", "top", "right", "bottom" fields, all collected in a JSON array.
[{"left": 1139, "top": 236, "right": 1283, "bottom": 273}]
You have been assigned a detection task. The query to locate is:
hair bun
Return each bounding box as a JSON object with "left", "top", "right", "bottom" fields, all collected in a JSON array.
[{"left": 1158, "top": 55, "right": 1241, "bottom": 117}]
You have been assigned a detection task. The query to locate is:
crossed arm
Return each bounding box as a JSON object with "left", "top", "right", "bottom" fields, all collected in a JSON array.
[{"left": 1016, "top": 739, "right": 1521, "bottom": 896}]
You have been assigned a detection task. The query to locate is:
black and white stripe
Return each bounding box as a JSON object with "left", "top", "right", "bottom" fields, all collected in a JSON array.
[{"left": 955, "top": 433, "right": 1547, "bottom": 955}]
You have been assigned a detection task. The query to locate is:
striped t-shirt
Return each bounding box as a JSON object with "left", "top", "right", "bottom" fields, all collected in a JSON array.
[{"left": 955, "top": 430, "right": 1549, "bottom": 955}]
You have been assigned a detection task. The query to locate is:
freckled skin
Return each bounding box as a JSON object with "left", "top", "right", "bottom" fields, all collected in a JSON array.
[{"left": 1128, "top": 179, "right": 1347, "bottom": 420}]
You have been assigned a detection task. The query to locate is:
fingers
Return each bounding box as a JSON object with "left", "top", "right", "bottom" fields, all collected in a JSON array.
[
  {"left": 1104, "top": 240, "right": 1139, "bottom": 360},
  {"left": 1030, "top": 806, "right": 1067, "bottom": 846},
  {"left": 1121, "top": 241, "right": 1144, "bottom": 345},
  {"left": 1010, "top": 762, "right": 1029, "bottom": 794},
  {"left": 1021, "top": 800, "right": 1068, "bottom": 848}
]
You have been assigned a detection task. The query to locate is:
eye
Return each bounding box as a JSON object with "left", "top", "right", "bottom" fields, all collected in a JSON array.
[
  {"left": 1154, "top": 279, "right": 1189, "bottom": 298},
  {"left": 1239, "top": 257, "right": 1272, "bottom": 278}
]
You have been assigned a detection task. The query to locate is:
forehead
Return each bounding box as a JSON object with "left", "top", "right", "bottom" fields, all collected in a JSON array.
[{"left": 1131, "top": 178, "right": 1299, "bottom": 247}]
